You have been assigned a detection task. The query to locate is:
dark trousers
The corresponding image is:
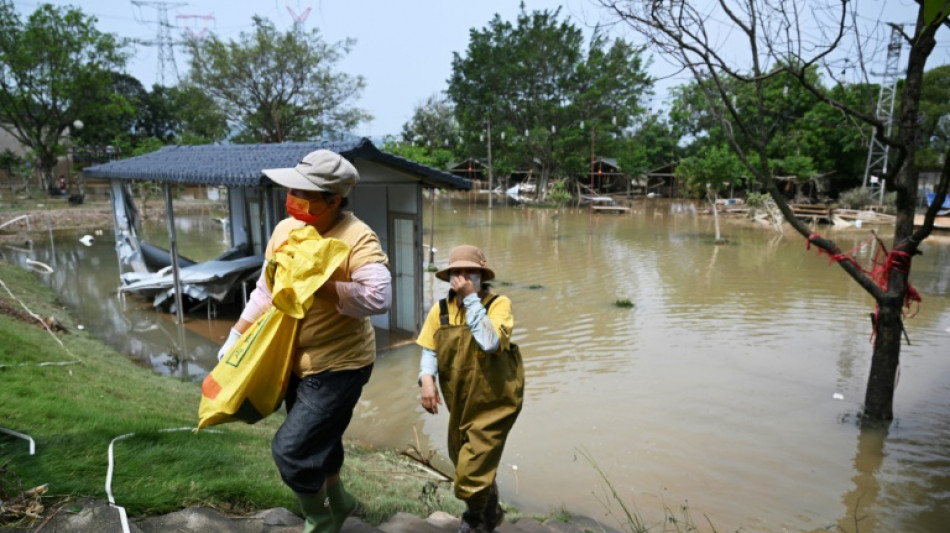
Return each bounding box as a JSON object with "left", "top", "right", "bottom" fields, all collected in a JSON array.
[{"left": 271, "top": 365, "right": 373, "bottom": 494}]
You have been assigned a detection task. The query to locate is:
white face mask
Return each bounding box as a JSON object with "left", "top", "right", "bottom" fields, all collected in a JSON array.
[{"left": 468, "top": 272, "right": 482, "bottom": 290}]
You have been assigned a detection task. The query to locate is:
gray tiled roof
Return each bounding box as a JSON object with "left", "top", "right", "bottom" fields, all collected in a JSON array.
[{"left": 83, "top": 138, "right": 471, "bottom": 190}]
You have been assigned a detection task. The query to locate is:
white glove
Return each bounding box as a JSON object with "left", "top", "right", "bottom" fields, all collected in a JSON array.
[{"left": 217, "top": 328, "right": 242, "bottom": 361}]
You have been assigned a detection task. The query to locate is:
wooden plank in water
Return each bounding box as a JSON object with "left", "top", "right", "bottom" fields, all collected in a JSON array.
[{"left": 591, "top": 205, "right": 631, "bottom": 214}]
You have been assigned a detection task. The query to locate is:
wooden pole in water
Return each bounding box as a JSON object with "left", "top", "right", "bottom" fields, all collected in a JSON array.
[
  {"left": 428, "top": 189, "right": 435, "bottom": 268},
  {"left": 487, "top": 117, "right": 493, "bottom": 210},
  {"left": 590, "top": 127, "right": 595, "bottom": 195},
  {"left": 164, "top": 182, "right": 189, "bottom": 377},
  {"left": 164, "top": 183, "right": 185, "bottom": 327}
]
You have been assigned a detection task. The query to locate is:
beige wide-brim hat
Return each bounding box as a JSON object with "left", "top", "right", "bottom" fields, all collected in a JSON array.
[
  {"left": 263, "top": 149, "right": 359, "bottom": 197},
  {"left": 435, "top": 245, "right": 496, "bottom": 282}
]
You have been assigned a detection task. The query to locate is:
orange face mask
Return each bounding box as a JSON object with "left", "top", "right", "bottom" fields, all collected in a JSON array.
[{"left": 286, "top": 193, "right": 320, "bottom": 224}]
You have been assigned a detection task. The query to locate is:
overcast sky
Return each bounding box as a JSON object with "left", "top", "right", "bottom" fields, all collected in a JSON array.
[{"left": 11, "top": 0, "right": 949, "bottom": 139}]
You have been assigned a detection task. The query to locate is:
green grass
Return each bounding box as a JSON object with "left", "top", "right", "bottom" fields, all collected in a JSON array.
[
  {"left": 0, "top": 259, "right": 462, "bottom": 526},
  {"left": 614, "top": 299, "right": 634, "bottom": 308}
]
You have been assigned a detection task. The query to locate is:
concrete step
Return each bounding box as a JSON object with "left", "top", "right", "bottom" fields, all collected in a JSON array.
[{"left": 26, "top": 498, "right": 622, "bottom": 533}]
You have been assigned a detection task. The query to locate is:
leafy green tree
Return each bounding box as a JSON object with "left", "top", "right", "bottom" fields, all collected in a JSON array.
[
  {"left": 795, "top": 81, "right": 877, "bottom": 193},
  {"left": 0, "top": 1, "right": 128, "bottom": 191},
  {"left": 670, "top": 68, "right": 874, "bottom": 197},
  {"left": 70, "top": 72, "right": 141, "bottom": 155},
  {"left": 618, "top": 114, "right": 679, "bottom": 178},
  {"left": 448, "top": 6, "right": 652, "bottom": 199},
  {"left": 0, "top": 147, "right": 19, "bottom": 170},
  {"left": 131, "top": 136, "right": 165, "bottom": 157},
  {"left": 548, "top": 179, "right": 572, "bottom": 207},
  {"left": 916, "top": 64, "right": 950, "bottom": 168},
  {"left": 675, "top": 144, "right": 750, "bottom": 196},
  {"left": 676, "top": 145, "right": 751, "bottom": 243},
  {"left": 381, "top": 136, "right": 456, "bottom": 171},
  {"left": 171, "top": 84, "right": 230, "bottom": 144},
  {"left": 133, "top": 83, "right": 229, "bottom": 146},
  {"left": 401, "top": 95, "right": 459, "bottom": 147},
  {"left": 601, "top": 0, "right": 950, "bottom": 421},
  {"left": 185, "top": 16, "right": 370, "bottom": 143},
  {"left": 393, "top": 94, "right": 460, "bottom": 168},
  {"left": 136, "top": 84, "right": 181, "bottom": 143}
]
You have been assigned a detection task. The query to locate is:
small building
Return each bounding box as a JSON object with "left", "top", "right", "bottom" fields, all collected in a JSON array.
[
  {"left": 642, "top": 162, "right": 680, "bottom": 198},
  {"left": 83, "top": 137, "right": 471, "bottom": 336},
  {"left": 587, "top": 158, "right": 627, "bottom": 195},
  {"left": 447, "top": 158, "right": 486, "bottom": 182}
]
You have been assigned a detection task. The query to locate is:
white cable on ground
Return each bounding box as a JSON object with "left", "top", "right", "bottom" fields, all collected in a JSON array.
[
  {"left": 106, "top": 427, "right": 221, "bottom": 533},
  {"left": 106, "top": 432, "right": 135, "bottom": 533},
  {"left": 0, "top": 276, "right": 81, "bottom": 366},
  {"left": 0, "top": 214, "right": 29, "bottom": 230},
  {"left": 0, "top": 427, "right": 36, "bottom": 455},
  {"left": 24, "top": 259, "right": 54, "bottom": 274},
  {"left": 0, "top": 361, "right": 81, "bottom": 369}
]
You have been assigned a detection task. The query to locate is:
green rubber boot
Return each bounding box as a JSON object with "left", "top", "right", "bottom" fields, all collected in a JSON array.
[
  {"left": 298, "top": 489, "right": 335, "bottom": 533},
  {"left": 326, "top": 479, "right": 359, "bottom": 532}
]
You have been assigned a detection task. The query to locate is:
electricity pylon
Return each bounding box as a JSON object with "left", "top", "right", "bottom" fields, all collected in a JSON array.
[
  {"left": 862, "top": 24, "right": 904, "bottom": 194},
  {"left": 131, "top": 0, "right": 187, "bottom": 86}
]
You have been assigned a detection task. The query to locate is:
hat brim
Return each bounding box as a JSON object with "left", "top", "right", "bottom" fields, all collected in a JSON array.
[
  {"left": 435, "top": 265, "right": 496, "bottom": 282},
  {"left": 263, "top": 167, "right": 330, "bottom": 192}
]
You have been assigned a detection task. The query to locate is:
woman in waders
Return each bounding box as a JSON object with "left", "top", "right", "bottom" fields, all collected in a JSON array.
[{"left": 417, "top": 245, "right": 524, "bottom": 533}]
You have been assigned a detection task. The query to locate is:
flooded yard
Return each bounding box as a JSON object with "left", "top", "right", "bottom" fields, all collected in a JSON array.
[{"left": 6, "top": 197, "right": 950, "bottom": 532}]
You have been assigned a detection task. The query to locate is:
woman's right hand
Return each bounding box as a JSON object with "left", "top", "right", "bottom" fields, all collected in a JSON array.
[
  {"left": 217, "top": 328, "right": 242, "bottom": 361},
  {"left": 420, "top": 375, "right": 441, "bottom": 414}
]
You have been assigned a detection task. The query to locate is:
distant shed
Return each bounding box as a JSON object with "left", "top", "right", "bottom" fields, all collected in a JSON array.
[{"left": 84, "top": 137, "right": 471, "bottom": 335}]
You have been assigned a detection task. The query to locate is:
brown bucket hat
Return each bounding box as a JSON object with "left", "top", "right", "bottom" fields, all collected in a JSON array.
[{"left": 435, "top": 245, "right": 496, "bottom": 282}]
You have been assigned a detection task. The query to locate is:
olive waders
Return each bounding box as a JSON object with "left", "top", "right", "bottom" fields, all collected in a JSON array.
[
  {"left": 297, "top": 479, "right": 357, "bottom": 533},
  {"left": 435, "top": 296, "right": 524, "bottom": 532}
]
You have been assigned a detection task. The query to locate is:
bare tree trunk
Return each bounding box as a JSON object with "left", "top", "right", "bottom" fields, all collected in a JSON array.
[
  {"left": 599, "top": 0, "right": 950, "bottom": 421},
  {"left": 707, "top": 184, "right": 722, "bottom": 243},
  {"left": 538, "top": 166, "right": 551, "bottom": 202},
  {"left": 38, "top": 155, "right": 56, "bottom": 194},
  {"left": 861, "top": 8, "right": 938, "bottom": 421},
  {"left": 864, "top": 300, "right": 902, "bottom": 420}
]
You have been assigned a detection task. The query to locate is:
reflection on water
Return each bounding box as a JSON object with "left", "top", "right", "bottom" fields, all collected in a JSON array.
[
  {"left": 4, "top": 198, "right": 950, "bottom": 531},
  {"left": 3, "top": 217, "right": 229, "bottom": 379}
]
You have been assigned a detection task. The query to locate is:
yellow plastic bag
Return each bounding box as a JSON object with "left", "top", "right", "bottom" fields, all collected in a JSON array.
[{"left": 197, "top": 226, "right": 350, "bottom": 430}]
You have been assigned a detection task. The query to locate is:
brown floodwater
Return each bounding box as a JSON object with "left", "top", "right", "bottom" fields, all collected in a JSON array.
[{"left": 6, "top": 197, "right": 950, "bottom": 532}]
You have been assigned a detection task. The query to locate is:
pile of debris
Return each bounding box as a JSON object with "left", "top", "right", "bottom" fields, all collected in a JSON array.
[{"left": 0, "top": 464, "right": 47, "bottom": 525}]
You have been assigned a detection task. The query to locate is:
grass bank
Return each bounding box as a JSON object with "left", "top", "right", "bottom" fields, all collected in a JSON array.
[{"left": 0, "top": 258, "right": 464, "bottom": 528}]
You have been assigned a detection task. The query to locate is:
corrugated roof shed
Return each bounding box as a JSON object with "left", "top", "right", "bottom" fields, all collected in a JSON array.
[{"left": 83, "top": 137, "right": 471, "bottom": 190}]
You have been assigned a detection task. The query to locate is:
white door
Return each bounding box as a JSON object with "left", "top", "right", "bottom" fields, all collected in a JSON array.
[{"left": 391, "top": 216, "right": 416, "bottom": 333}]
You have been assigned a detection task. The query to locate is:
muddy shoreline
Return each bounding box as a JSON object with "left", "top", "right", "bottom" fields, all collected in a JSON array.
[{"left": 0, "top": 200, "right": 223, "bottom": 243}]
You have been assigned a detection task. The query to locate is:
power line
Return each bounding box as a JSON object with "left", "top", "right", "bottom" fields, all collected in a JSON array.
[{"left": 176, "top": 12, "right": 215, "bottom": 42}]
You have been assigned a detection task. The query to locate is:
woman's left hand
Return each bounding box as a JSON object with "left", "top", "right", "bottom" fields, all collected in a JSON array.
[
  {"left": 450, "top": 274, "right": 475, "bottom": 299},
  {"left": 420, "top": 375, "right": 441, "bottom": 414}
]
